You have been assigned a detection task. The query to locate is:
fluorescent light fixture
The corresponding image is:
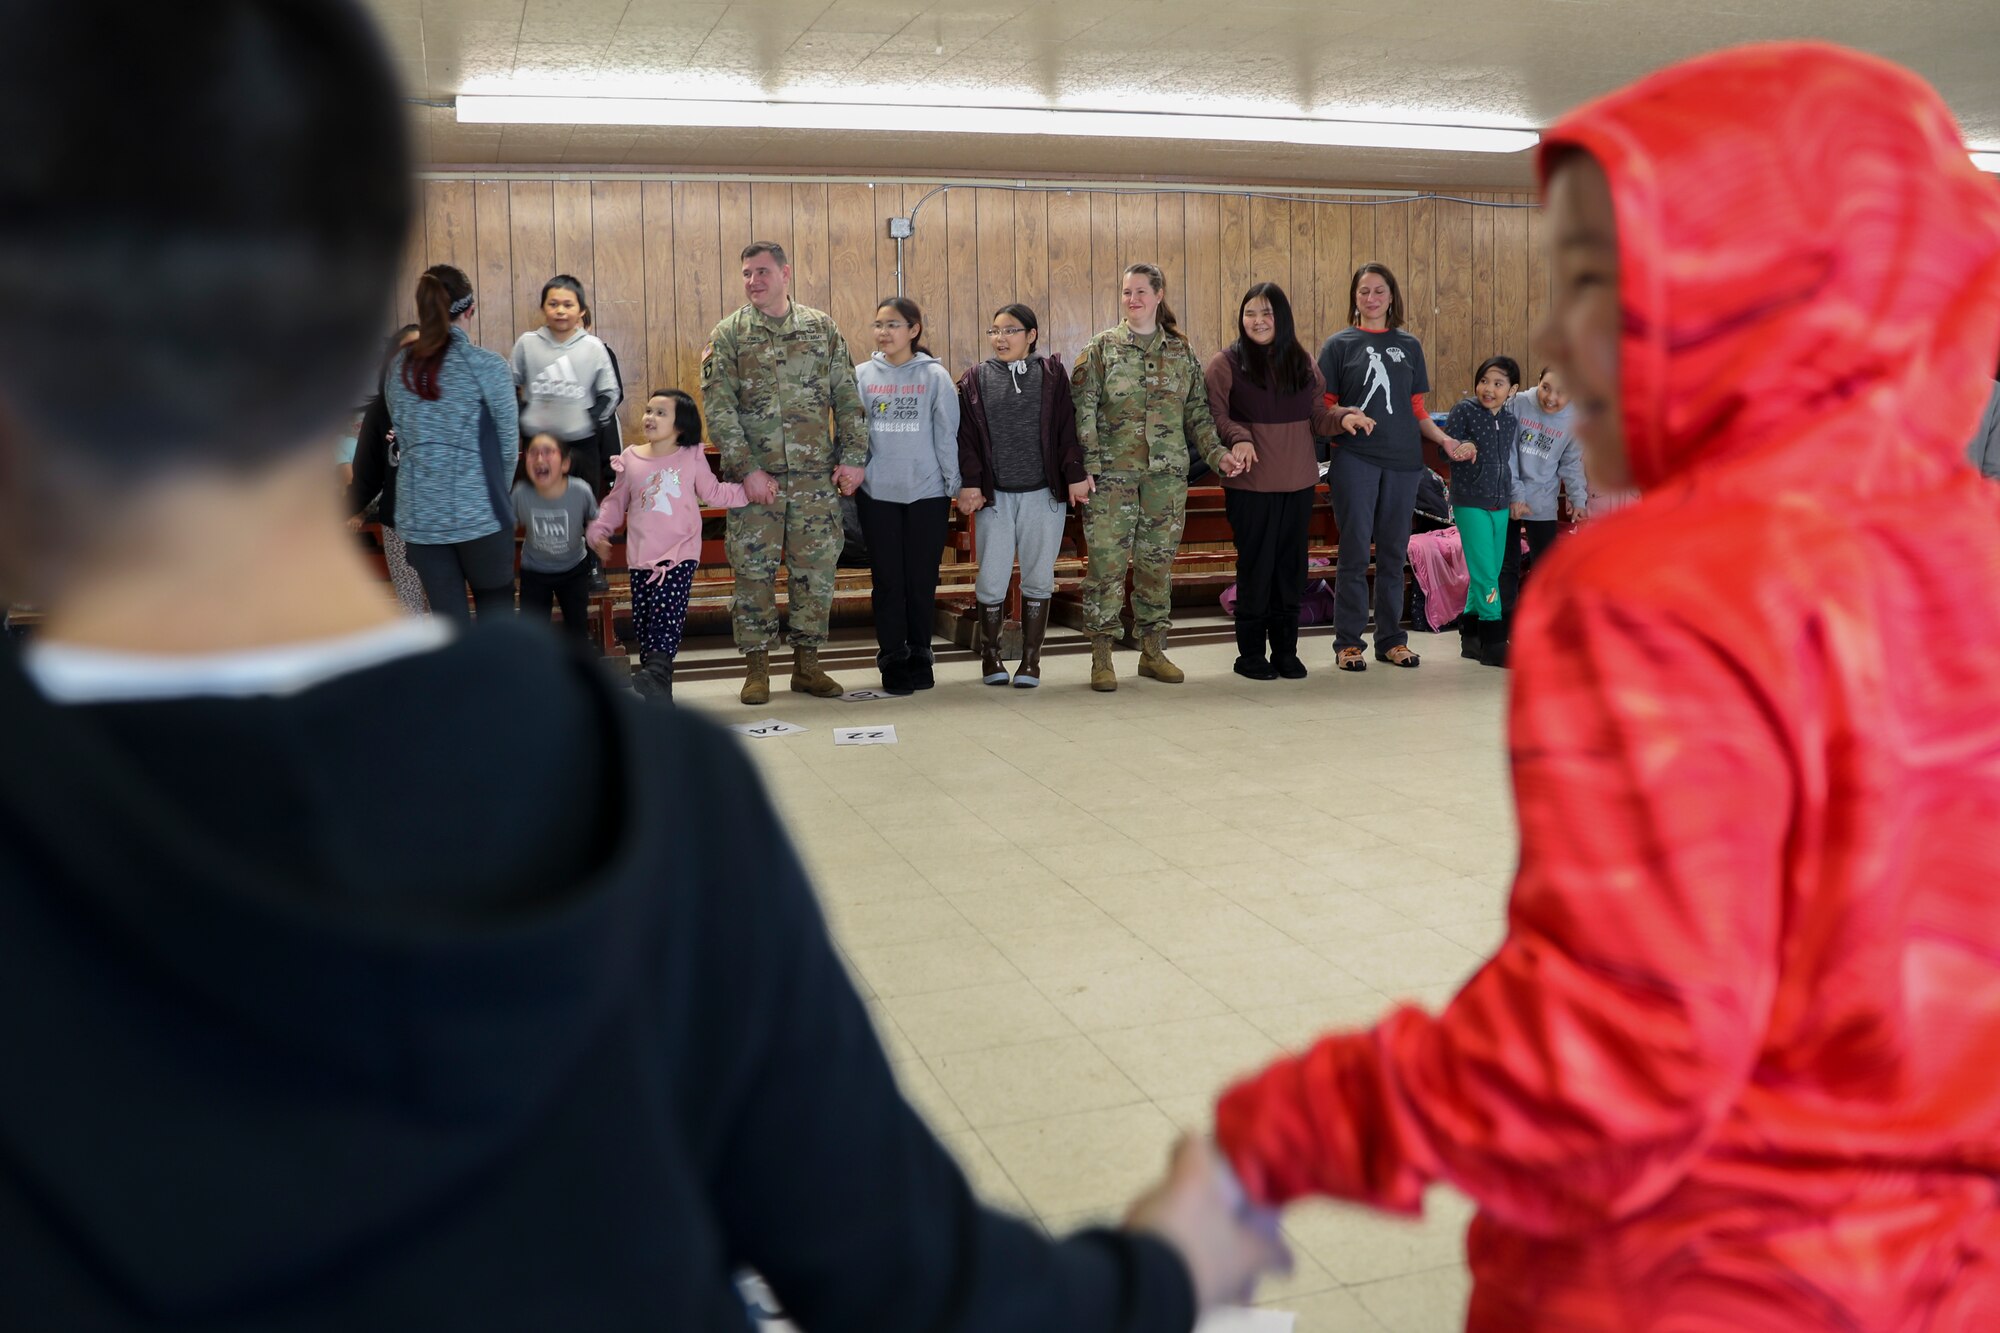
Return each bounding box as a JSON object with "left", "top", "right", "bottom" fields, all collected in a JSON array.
[
  {"left": 455, "top": 95, "right": 1539, "bottom": 153},
  {"left": 1974, "top": 151, "right": 2000, "bottom": 174}
]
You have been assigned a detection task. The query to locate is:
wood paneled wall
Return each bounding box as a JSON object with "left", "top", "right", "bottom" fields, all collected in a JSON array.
[{"left": 397, "top": 178, "right": 1546, "bottom": 442}]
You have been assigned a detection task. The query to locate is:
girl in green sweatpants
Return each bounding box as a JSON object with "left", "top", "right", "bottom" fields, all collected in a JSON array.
[{"left": 1443, "top": 356, "right": 1523, "bottom": 667}]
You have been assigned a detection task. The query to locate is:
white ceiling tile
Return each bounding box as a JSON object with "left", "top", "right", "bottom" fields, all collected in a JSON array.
[
  {"left": 380, "top": 0, "right": 1997, "bottom": 186},
  {"left": 785, "top": 30, "right": 893, "bottom": 61},
  {"left": 812, "top": 2, "right": 927, "bottom": 35}
]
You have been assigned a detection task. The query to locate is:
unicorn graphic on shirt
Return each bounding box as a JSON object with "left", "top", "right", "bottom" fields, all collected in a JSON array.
[
  {"left": 1360, "top": 345, "right": 1396, "bottom": 415},
  {"left": 637, "top": 465, "right": 681, "bottom": 517}
]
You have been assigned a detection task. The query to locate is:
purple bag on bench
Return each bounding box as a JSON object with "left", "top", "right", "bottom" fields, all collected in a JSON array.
[{"left": 1222, "top": 559, "right": 1336, "bottom": 625}]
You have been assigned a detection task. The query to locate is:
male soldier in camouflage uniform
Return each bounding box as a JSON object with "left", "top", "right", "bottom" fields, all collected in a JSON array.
[
  {"left": 702, "top": 241, "right": 869, "bottom": 704},
  {"left": 1072, "top": 263, "right": 1237, "bottom": 692}
]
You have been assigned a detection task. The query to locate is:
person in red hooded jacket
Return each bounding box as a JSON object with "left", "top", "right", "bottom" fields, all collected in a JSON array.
[{"left": 1204, "top": 42, "right": 2000, "bottom": 1331}]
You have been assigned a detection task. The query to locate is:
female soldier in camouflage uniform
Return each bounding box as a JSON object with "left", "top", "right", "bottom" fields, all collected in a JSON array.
[{"left": 1071, "top": 263, "right": 1237, "bottom": 691}]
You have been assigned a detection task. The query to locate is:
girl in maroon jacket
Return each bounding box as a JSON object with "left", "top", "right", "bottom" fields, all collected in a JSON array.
[{"left": 955, "top": 304, "right": 1091, "bottom": 687}]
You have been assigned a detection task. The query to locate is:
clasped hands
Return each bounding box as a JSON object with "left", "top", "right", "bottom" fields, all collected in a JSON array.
[
  {"left": 1125, "top": 1137, "right": 1293, "bottom": 1312},
  {"left": 1215, "top": 442, "right": 1257, "bottom": 478},
  {"left": 738, "top": 466, "right": 865, "bottom": 505},
  {"left": 955, "top": 477, "right": 1097, "bottom": 516}
]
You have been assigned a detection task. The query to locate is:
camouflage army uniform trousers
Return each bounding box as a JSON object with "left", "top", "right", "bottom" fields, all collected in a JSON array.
[
  {"left": 726, "top": 474, "right": 843, "bottom": 651},
  {"left": 1081, "top": 470, "right": 1188, "bottom": 640}
]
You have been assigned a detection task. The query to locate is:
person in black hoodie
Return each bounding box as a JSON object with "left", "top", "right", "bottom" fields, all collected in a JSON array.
[
  {"left": 345, "top": 323, "right": 426, "bottom": 614},
  {"left": 0, "top": 4, "right": 1288, "bottom": 1330}
]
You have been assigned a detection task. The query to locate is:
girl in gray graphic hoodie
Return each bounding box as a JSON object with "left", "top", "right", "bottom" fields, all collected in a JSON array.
[{"left": 852, "top": 296, "right": 961, "bottom": 694}]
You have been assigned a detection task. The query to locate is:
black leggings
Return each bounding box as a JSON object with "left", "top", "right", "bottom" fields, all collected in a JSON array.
[
  {"left": 1497, "top": 518, "right": 1561, "bottom": 634},
  {"left": 405, "top": 528, "right": 517, "bottom": 624},
  {"left": 855, "top": 492, "right": 951, "bottom": 661},
  {"left": 519, "top": 556, "right": 592, "bottom": 645}
]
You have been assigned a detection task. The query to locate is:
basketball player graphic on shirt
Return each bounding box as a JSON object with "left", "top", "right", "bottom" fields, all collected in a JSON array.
[{"left": 1360, "top": 345, "right": 1396, "bottom": 416}]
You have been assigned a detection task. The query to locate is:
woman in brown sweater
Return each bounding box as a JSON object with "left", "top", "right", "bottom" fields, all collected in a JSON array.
[{"left": 1205, "top": 282, "right": 1369, "bottom": 679}]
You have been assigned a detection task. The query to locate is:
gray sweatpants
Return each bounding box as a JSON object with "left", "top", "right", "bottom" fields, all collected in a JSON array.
[{"left": 974, "top": 488, "right": 1068, "bottom": 604}]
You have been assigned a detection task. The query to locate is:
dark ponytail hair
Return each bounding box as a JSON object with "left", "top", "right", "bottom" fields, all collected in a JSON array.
[
  {"left": 876, "top": 295, "right": 935, "bottom": 358},
  {"left": 404, "top": 264, "right": 472, "bottom": 401},
  {"left": 993, "top": 303, "right": 1040, "bottom": 357},
  {"left": 1124, "top": 263, "right": 1182, "bottom": 342},
  {"left": 1229, "top": 282, "right": 1312, "bottom": 394}
]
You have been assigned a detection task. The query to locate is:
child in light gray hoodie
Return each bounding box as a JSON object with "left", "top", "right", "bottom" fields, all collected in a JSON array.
[
  {"left": 1971, "top": 362, "right": 2000, "bottom": 483},
  {"left": 853, "top": 296, "right": 961, "bottom": 693},
  {"left": 1497, "top": 365, "right": 1589, "bottom": 659},
  {"left": 511, "top": 275, "right": 620, "bottom": 496}
]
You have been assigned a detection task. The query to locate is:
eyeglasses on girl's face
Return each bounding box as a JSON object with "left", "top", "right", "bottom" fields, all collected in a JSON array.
[{"left": 988, "top": 325, "right": 1028, "bottom": 338}]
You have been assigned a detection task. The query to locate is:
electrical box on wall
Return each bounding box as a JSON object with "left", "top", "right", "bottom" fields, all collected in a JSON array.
[{"left": 886, "top": 217, "right": 913, "bottom": 239}]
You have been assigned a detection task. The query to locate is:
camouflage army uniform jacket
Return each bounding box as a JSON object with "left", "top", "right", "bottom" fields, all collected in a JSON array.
[
  {"left": 701, "top": 301, "right": 869, "bottom": 482},
  {"left": 1070, "top": 322, "right": 1228, "bottom": 477}
]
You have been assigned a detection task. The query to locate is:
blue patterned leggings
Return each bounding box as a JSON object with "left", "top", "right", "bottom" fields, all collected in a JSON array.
[{"left": 632, "top": 559, "right": 699, "bottom": 657}]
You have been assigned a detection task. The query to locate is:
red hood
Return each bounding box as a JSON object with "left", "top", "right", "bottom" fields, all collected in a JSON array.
[{"left": 1538, "top": 42, "right": 2000, "bottom": 493}]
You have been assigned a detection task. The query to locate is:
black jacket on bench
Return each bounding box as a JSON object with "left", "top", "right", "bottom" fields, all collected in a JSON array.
[{"left": 0, "top": 627, "right": 1194, "bottom": 1332}]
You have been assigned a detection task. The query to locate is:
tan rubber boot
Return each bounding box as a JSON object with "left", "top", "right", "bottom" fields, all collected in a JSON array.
[
  {"left": 1137, "top": 631, "right": 1185, "bottom": 684},
  {"left": 789, "top": 645, "right": 844, "bottom": 698},
  {"left": 1089, "top": 635, "right": 1118, "bottom": 693},
  {"left": 739, "top": 650, "right": 770, "bottom": 706}
]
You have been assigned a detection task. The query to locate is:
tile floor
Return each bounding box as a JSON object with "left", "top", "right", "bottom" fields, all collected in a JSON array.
[{"left": 677, "top": 618, "right": 1515, "bottom": 1332}]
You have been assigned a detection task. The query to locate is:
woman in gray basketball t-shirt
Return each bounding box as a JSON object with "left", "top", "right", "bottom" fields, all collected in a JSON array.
[{"left": 1316, "top": 262, "right": 1471, "bottom": 672}]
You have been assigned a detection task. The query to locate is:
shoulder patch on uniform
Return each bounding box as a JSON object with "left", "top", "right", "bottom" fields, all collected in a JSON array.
[{"left": 701, "top": 342, "right": 713, "bottom": 363}]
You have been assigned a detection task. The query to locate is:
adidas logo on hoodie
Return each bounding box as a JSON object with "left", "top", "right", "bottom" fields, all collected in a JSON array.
[{"left": 530, "top": 355, "right": 589, "bottom": 402}]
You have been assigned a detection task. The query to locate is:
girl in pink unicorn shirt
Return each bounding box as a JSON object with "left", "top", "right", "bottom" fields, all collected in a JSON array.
[{"left": 588, "top": 389, "right": 749, "bottom": 702}]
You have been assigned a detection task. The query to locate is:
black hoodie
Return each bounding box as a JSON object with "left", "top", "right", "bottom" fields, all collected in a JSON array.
[{"left": 0, "top": 627, "right": 1194, "bottom": 1331}]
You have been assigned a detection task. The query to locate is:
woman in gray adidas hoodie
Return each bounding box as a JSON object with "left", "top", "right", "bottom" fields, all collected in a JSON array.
[{"left": 854, "top": 296, "right": 961, "bottom": 693}]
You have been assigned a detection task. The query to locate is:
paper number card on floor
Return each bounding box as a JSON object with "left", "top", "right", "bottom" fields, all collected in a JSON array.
[
  {"left": 730, "top": 720, "right": 807, "bottom": 739},
  {"left": 837, "top": 688, "right": 901, "bottom": 703},
  {"left": 1194, "top": 1309, "right": 1294, "bottom": 1332},
  {"left": 833, "top": 726, "right": 897, "bottom": 746}
]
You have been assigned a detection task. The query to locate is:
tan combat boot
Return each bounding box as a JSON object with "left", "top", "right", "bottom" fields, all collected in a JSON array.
[
  {"left": 1137, "top": 631, "right": 1185, "bottom": 684},
  {"left": 1089, "top": 635, "right": 1118, "bottom": 693},
  {"left": 789, "top": 645, "right": 844, "bottom": 698},
  {"left": 739, "top": 650, "right": 770, "bottom": 706}
]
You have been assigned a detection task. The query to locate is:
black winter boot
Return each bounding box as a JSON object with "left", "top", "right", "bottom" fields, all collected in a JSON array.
[
  {"left": 634, "top": 651, "right": 676, "bottom": 701},
  {"left": 879, "top": 649, "right": 915, "bottom": 695},
  {"left": 1459, "top": 618, "right": 1482, "bottom": 661},
  {"left": 1013, "top": 599, "right": 1050, "bottom": 688},
  {"left": 1268, "top": 618, "right": 1307, "bottom": 679},
  {"left": 977, "top": 603, "right": 1009, "bottom": 685},
  {"left": 1478, "top": 619, "right": 1510, "bottom": 668},
  {"left": 1233, "top": 613, "right": 1274, "bottom": 679}
]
